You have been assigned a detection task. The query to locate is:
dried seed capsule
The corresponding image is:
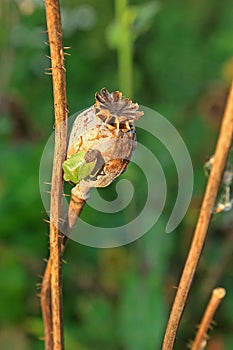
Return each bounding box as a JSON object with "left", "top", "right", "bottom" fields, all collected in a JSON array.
[{"left": 63, "top": 88, "right": 144, "bottom": 199}]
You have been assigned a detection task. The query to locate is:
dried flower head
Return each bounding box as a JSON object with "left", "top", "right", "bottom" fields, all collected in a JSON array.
[
  {"left": 63, "top": 88, "right": 144, "bottom": 200},
  {"left": 95, "top": 88, "right": 144, "bottom": 130}
]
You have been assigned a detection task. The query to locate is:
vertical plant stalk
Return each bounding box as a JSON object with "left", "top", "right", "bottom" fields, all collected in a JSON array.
[
  {"left": 41, "top": 259, "right": 53, "bottom": 350},
  {"left": 191, "top": 288, "right": 226, "bottom": 350},
  {"left": 162, "top": 81, "right": 233, "bottom": 350},
  {"left": 115, "top": 0, "right": 133, "bottom": 97},
  {"left": 41, "top": 194, "right": 86, "bottom": 349},
  {"left": 42, "top": 1, "right": 67, "bottom": 349}
]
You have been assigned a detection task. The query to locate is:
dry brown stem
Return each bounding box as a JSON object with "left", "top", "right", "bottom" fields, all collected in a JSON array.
[
  {"left": 41, "top": 1, "right": 68, "bottom": 349},
  {"left": 64, "top": 193, "right": 87, "bottom": 236},
  {"left": 41, "top": 264, "right": 53, "bottom": 350},
  {"left": 191, "top": 288, "right": 226, "bottom": 350},
  {"left": 162, "top": 80, "right": 233, "bottom": 349},
  {"left": 41, "top": 194, "right": 86, "bottom": 349}
]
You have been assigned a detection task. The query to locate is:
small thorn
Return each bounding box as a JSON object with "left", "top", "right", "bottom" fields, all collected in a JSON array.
[
  {"left": 38, "top": 274, "right": 43, "bottom": 279},
  {"left": 172, "top": 285, "right": 179, "bottom": 290},
  {"left": 209, "top": 323, "right": 214, "bottom": 331},
  {"left": 62, "top": 259, "right": 67, "bottom": 264},
  {"left": 64, "top": 46, "right": 71, "bottom": 49},
  {"left": 43, "top": 219, "right": 50, "bottom": 224},
  {"left": 45, "top": 54, "right": 51, "bottom": 59},
  {"left": 44, "top": 72, "right": 53, "bottom": 76},
  {"left": 64, "top": 52, "right": 71, "bottom": 56},
  {"left": 58, "top": 234, "right": 65, "bottom": 240},
  {"left": 43, "top": 258, "right": 48, "bottom": 263},
  {"left": 44, "top": 181, "right": 52, "bottom": 185},
  {"left": 59, "top": 217, "right": 66, "bottom": 223}
]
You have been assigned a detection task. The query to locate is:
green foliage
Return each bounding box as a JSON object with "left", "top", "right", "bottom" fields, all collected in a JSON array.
[
  {"left": 0, "top": 247, "right": 28, "bottom": 323},
  {"left": 118, "top": 221, "right": 172, "bottom": 349},
  {"left": 0, "top": 0, "right": 233, "bottom": 349},
  {"left": 119, "top": 273, "right": 165, "bottom": 350},
  {"left": 132, "top": 1, "right": 161, "bottom": 38},
  {"left": 106, "top": 0, "right": 159, "bottom": 97}
]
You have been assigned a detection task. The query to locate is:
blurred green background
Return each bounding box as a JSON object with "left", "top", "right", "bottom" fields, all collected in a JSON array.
[{"left": 0, "top": 0, "right": 233, "bottom": 349}]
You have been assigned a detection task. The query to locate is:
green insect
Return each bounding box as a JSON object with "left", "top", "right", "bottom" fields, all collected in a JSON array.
[{"left": 63, "top": 149, "right": 104, "bottom": 184}]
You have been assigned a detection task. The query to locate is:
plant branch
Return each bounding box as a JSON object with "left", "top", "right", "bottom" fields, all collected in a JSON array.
[
  {"left": 41, "top": 192, "right": 86, "bottom": 349},
  {"left": 40, "top": 262, "right": 53, "bottom": 350},
  {"left": 191, "top": 287, "right": 226, "bottom": 350},
  {"left": 41, "top": 1, "right": 68, "bottom": 349},
  {"left": 162, "top": 80, "right": 233, "bottom": 349}
]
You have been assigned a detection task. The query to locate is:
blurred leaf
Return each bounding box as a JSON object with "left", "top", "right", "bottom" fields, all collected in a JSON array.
[
  {"left": 0, "top": 247, "right": 28, "bottom": 323},
  {"left": 118, "top": 272, "right": 166, "bottom": 350},
  {"left": 23, "top": 317, "right": 44, "bottom": 338},
  {"left": 74, "top": 296, "right": 118, "bottom": 349},
  {"left": 106, "top": 21, "right": 125, "bottom": 49},
  {"left": 133, "top": 1, "right": 161, "bottom": 38},
  {"left": 64, "top": 328, "right": 88, "bottom": 350},
  {"left": 0, "top": 327, "right": 29, "bottom": 350},
  {"left": 224, "top": 335, "right": 233, "bottom": 350},
  {"left": 98, "top": 248, "right": 133, "bottom": 295}
]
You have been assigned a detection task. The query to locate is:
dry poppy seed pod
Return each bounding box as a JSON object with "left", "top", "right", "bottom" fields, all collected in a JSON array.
[{"left": 63, "top": 88, "right": 144, "bottom": 200}]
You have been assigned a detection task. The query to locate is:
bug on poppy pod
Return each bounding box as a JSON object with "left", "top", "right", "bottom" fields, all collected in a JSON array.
[{"left": 62, "top": 88, "right": 144, "bottom": 199}]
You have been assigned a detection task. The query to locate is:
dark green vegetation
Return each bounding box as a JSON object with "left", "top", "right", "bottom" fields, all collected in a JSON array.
[{"left": 0, "top": 0, "right": 233, "bottom": 349}]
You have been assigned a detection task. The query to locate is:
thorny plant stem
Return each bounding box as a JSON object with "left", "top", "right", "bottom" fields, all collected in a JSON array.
[
  {"left": 42, "top": 1, "right": 68, "bottom": 349},
  {"left": 191, "top": 288, "right": 226, "bottom": 350},
  {"left": 41, "top": 190, "right": 86, "bottom": 349},
  {"left": 41, "top": 195, "right": 86, "bottom": 350},
  {"left": 40, "top": 260, "right": 53, "bottom": 350},
  {"left": 162, "top": 80, "right": 233, "bottom": 350}
]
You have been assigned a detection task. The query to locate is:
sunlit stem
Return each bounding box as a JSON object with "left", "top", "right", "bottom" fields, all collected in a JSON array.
[{"left": 115, "top": 0, "right": 134, "bottom": 97}]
